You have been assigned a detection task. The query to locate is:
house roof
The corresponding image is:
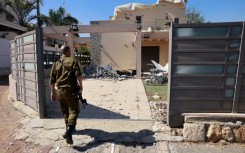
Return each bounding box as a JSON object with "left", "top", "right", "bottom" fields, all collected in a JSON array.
[
  {"left": 113, "top": 3, "right": 154, "bottom": 17},
  {"left": 156, "top": 0, "right": 186, "bottom": 5},
  {"left": 113, "top": 0, "right": 186, "bottom": 19},
  {"left": 0, "top": 18, "right": 27, "bottom": 31}
]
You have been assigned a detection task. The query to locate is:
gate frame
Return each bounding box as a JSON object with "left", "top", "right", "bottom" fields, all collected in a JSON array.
[
  {"left": 41, "top": 23, "right": 141, "bottom": 118},
  {"left": 42, "top": 24, "right": 142, "bottom": 78},
  {"left": 36, "top": 27, "right": 46, "bottom": 118},
  {"left": 233, "top": 22, "right": 245, "bottom": 113}
]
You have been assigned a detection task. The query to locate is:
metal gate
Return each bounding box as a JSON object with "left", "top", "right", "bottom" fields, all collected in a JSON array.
[
  {"left": 10, "top": 29, "right": 45, "bottom": 117},
  {"left": 168, "top": 22, "right": 245, "bottom": 127}
]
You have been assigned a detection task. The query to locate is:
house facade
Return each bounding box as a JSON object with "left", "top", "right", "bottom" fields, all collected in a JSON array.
[
  {"left": 0, "top": 0, "right": 27, "bottom": 75},
  {"left": 90, "top": 0, "right": 186, "bottom": 73}
]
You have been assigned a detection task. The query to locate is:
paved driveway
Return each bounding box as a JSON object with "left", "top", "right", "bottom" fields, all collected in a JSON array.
[{"left": 46, "top": 79, "right": 152, "bottom": 120}]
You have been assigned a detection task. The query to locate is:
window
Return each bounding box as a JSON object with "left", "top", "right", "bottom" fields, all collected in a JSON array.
[
  {"left": 227, "top": 65, "right": 237, "bottom": 74},
  {"left": 174, "top": 65, "right": 224, "bottom": 74},
  {"left": 231, "top": 26, "right": 242, "bottom": 36},
  {"left": 23, "top": 35, "right": 34, "bottom": 44},
  {"left": 224, "top": 89, "right": 234, "bottom": 98},
  {"left": 24, "top": 63, "right": 36, "bottom": 71},
  {"left": 229, "top": 40, "right": 241, "bottom": 49},
  {"left": 176, "top": 27, "right": 228, "bottom": 37},
  {"left": 226, "top": 78, "right": 236, "bottom": 86},
  {"left": 227, "top": 52, "right": 239, "bottom": 62}
]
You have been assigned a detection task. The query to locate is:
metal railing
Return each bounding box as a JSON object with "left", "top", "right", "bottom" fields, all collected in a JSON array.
[{"left": 43, "top": 51, "right": 91, "bottom": 69}]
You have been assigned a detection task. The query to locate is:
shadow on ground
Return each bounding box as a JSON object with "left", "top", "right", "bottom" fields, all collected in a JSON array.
[
  {"left": 72, "top": 129, "right": 155, "bottom": 152},
  {"left": 46, "top": 103, "right": 130, "bottom": 119}
]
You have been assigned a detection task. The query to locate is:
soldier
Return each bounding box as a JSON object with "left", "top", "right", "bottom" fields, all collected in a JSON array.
[{"left": 49, "top": 46, "right": 83, "bottom": 144}]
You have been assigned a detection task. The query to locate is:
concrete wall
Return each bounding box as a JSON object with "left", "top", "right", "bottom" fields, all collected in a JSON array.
[
  {"left": 0, "top": 38, "right": 11, "bottom": 75},
  {"left": 101, "top": 32, "right": 136, "bottom": 70},
  {"left": 90, "top": 20, "right": 135, "bottom": 68},
  {"left": 100, "top": 34, "right": 168, "bottom": 70},
  {"left": 142, "top": 40, "right": 168, "bottom": 66}
]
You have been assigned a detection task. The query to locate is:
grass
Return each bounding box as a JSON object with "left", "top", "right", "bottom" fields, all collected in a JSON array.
[{"left": 143, "top": 81, "right": 168, "bottom": 101}]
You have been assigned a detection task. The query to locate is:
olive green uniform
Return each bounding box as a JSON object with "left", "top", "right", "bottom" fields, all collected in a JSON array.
[{"left": 49, "top": 55, "right": 82, "bottom": 126}]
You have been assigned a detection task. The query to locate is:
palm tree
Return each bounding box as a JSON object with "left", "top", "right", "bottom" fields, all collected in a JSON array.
[
  {"left": 41, "top": 7, "right": 79, "bottom": 47},
  {"left": 3, "top": 0, "right": 39, "bottom": 27},
  {"left": 41, "top": 7, "right": 78, "bottom": 26}
]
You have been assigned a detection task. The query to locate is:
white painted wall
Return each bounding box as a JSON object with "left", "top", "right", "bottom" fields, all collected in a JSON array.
[{"left": 101, "top": 32, "right": 136, "bottom": 70}]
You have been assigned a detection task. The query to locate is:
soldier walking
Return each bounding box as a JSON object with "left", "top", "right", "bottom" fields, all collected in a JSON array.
[{"left": 49, "top": 46, "right": 83, "bottom": 144}]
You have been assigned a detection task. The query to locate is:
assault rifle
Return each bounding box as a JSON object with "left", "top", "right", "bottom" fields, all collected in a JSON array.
[
  {"left": 73, "top": 81, "right": 88, "bottom": 109},
  {"left": 59, "top": 60, "right": 88, "bottom": 108}
]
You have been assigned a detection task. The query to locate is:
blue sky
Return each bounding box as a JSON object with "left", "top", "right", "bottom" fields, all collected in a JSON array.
[{"left": 40, "top": 0, "right": 245, "bottom": 25}]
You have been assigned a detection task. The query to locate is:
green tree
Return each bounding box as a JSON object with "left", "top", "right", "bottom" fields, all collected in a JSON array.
[
  {"left": 41, "top": 7, "right": 78, "bottom": 26},
  {"left": 186, "top": 7, "right": 205, "bottom": 24},
  {"left": 79, "top": 46, "right": 90, "bottom": 55},
  {"left": 3, "top": 0, "right": 39, "bottom": 27}
]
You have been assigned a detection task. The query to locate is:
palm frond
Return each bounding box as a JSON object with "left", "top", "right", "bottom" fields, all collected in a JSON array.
[{"left": 45, "top": 7, "right": 79, "bottom": 26}]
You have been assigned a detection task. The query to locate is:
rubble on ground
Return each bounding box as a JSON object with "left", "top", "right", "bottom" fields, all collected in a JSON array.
[{"left": 149, "top": 101, "right": 167, "bottom": 123}]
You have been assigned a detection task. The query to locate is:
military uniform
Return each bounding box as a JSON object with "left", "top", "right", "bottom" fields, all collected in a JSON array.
[{"left": 49, "top": 54, "right": 82, "bottom": 127}]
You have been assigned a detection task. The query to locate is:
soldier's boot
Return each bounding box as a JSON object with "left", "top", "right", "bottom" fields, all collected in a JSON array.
[
  {"left": 63, "top": 125, "right": 75, "bottom": 144},
  {"left": 63, "top": 124, "right": 68, "bottom": 138}
]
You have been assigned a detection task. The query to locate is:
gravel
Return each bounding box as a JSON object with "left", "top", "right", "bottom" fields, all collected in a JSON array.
[{"left": 149, "top": 101, "right": 167, "bottom": 123}]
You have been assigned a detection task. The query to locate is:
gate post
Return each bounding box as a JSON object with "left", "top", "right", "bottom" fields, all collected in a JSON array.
[
  {"left": 232, "top": 22, "right": 245, "bottom": 113},
  {"left": 36, "top": 27, "right": 46, "bottom": 118},
  {"left": 136, "top": 31, "right": 142, "bottom": 78}
]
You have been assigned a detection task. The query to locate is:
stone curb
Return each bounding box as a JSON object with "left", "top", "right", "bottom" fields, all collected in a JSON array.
[{"left": 183, "top": 122, "right": 245, "bottom": 143}]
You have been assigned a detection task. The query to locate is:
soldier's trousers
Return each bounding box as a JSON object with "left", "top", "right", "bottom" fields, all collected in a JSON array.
[{"left": 58, "top": 88, "right": 80, "bottom": 126}]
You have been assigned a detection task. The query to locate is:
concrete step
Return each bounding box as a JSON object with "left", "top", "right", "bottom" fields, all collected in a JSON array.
[{"left": 182, "top": 113, "right": 245, "bottom": 124}]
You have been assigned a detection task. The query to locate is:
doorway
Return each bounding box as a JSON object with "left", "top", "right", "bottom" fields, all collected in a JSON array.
[{"left": 141, "top": 46, "right": 160, "bottom": 72}]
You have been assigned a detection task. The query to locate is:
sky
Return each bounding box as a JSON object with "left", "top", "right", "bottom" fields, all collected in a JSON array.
[{"left": 40, "top": 0, "right": 245, "bottom": 25}]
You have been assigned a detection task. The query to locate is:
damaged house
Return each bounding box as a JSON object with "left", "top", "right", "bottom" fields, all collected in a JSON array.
[{"left": 90, "top": 0, "right": 187, "bottom": 75}]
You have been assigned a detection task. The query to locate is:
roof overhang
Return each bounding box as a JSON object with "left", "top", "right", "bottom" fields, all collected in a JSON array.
[
  {"left": 0, "top": 19, "right": 27, "bottom": 31},
  {"left": 142, "top": 31, "right": 169, "bottom": 40}
]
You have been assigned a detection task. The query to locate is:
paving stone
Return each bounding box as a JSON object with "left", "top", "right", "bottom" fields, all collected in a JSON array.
[
  {"left": 73, "top": 135, "right": 95, "bottom": 145},
  {"left": 26, "top": 117, "right": 44, "bottom": 128},
  {"left": 152, "top": 121, "right": 171, "bottom": 133},
  {"left": 37, "top": 130, "right": 60, "bottom": 141},
  {"left": 154, "top": 133, "right": 183, "bottom": 142},
  {"left": 140, "top": 135, "right": 156, "bottom": 144},
  {"left": 14, "top": 130, "right": 29, "bottom": 140},
  {"left": 183, "top": 123, "right": 205, "bottom": 142}
]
